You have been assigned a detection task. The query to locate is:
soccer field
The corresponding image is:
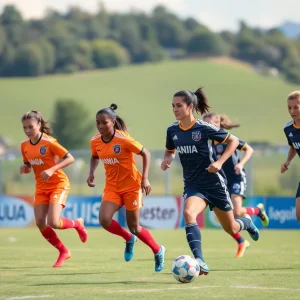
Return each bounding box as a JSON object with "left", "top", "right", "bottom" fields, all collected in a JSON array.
[{"left": 1, "top": 228, "right": 300, "bottom": 300}]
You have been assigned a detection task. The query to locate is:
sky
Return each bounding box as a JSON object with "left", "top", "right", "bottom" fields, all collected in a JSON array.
[{"left": 0, "top": 0, "right": 299, "bottom": 31}]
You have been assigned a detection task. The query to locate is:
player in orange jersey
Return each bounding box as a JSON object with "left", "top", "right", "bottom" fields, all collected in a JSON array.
[
  {"left": 87, "top": 104, "right": 165, "bottom": 272},
  {"left": 20, "top": 110, "right": 88, "bottom": 267}
]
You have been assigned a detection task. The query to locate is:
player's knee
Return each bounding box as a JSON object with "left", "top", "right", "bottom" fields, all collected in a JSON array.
[
  {"left": 127, "top": 224, "right": 141, "bottom": 235},
  {"left": 99, "top": 216, "right": 111, "bottom": 228},
  {"left": 35, "top": 218, "right": 46, "bottom": 229},
  {"left": 48, "top": 219, "right": 60, "bottom": 229},
  {"left": 183, "top": 208, "right": 196, "bottom": 223},
  {"left": 233, "top": 208, "right": 244, "bottom": 217}
]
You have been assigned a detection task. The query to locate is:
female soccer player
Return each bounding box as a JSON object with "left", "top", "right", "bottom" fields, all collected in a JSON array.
[
  {"left": 87, "top": 104, "right": 165, "bottom": 272},
  {"left": 20, "top": 110, "right": 87, "bottom": 267},
  {"left": 281, "top": 91, "right": 300, "bottom": 221},
  {"left": 161, "top": 89, "right": 260, "bottom": 275},
  {"left": 203, "top": 113, "right": 269, "bottom": 258}
]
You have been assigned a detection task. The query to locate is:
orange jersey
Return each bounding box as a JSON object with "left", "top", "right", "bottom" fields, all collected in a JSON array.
[
  {"left": 90, "top": 130, "right": 143, "bottom": 192},
  {"left": 21, "top": 133, "right": 70, "bottom": 191}
]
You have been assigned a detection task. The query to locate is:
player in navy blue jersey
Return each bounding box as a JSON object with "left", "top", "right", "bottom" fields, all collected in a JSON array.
[
  {"left": 282, "top": 91, "right": 300, "bottom": 221},
  {"left": 203, "top": 113, "right": 269, "bottom": 258},
  {"left": 161, "top": 88, "right": 260, "bottom": 275}
]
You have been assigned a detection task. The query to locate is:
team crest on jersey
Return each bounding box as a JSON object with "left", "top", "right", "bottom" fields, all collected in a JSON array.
[
  {"left": 39, "top": 146, "right": 46, "bottom": 155},
  {"left": 113, "top": 144, "right": 121, "bottom": 154},
  {"left": 192, "top": 131, "right": 201, "bottom": 141},
  {"left": 216, "top": 144, "right": 224, "bottom": 153}
]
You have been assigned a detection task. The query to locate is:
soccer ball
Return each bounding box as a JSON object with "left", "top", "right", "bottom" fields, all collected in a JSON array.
[{"left": 172, "top": 255, "right": 200, "bottom": 283}]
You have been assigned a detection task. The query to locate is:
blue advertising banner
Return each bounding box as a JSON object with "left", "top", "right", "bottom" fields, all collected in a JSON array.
[{"left": 61, "top": 196, "right": 102, "bottom": 227}]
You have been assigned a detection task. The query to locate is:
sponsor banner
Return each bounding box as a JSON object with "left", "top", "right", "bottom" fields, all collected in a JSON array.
[
  {"left": 0, "top": 196, "right": 34, "bottom": 227},
  {"left": 265, "top": 197, "right": 300, "bottom": 229},
  {"left": 119, "top": 196, "right": 184, "bottom": 229},
  {"left": 61, "top": 196, "right": 102, "bottom": 227}
]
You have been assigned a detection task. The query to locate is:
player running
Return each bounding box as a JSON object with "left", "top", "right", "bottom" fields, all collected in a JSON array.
[
  {"left": 161, "top": 89, "right": 260, "bottom": 275},
  {"left": 20, "top": 110, "right": 87, "bottom": 267},
  {"left": 87, "top": 104, "right": 165, "bottom": 272},
  {"left": 203, "top": 113, "right": 269, "bottom": 258}
]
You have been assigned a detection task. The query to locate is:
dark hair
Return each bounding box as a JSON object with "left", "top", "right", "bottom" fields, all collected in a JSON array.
[
  {"left": 21, "top": 110, "right": 52, "bottom": 135},
  {"left": 173, "top": 88, "right": 210, "bottom": 115},
  {"left": 96, "top": 103, "right": 128, "bottom": 132},
  {"left": 203, "top": 112, "right": 218, "bottom": 122}
]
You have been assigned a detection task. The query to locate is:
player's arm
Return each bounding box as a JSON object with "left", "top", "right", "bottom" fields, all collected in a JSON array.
[
  {"left": 87, "top": 156, "right": 99, "bottom": 187},
  {"left": 235, "top": 140, "right": 254, "bottom": 175},
  {"left": 206, "top": 124, "right": 239, "bottom": 173},
  {"left": 161, "top": 128, "right": 176, "bottom": 171},
  {"left": 281, "top": 146, "right": 297, "bottom": 173},
  {"left": 139, "top": 147, "right": 152, "bottom": 195},
  {"left": 20, "top": 145, "right": 31, "bottom": 174}
]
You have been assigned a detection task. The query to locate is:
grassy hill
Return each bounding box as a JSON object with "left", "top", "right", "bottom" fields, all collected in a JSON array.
[{"left": 0, "top": 58, "right": 297, "bottom": 149}]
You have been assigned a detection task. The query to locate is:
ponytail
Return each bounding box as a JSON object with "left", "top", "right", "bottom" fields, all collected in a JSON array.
[
  {"left": 219, "top": 114, "right": 240, "bottom": 130},
  {"left": 21, "top": 110, "right": 52, "bottom": 135}
]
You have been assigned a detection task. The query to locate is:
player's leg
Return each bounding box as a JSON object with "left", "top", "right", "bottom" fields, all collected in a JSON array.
[
  {"left": 34, "top": 194, "right": 70, "bottom": 268},
  {"left": 183, "top": 194, "right": 209, "bottom": 275},
  {"left": 47, "top": 203, "right": 72, "bottom": 267},
  {"left": 213, "top": 207, "right": 259, "bottom": 241},
  {"left": 231, "top": 194, "right": 250, "bottom": 258},
  {"left": 125, "top": 190, "right": 165, "bottom": 271},
  {"left": 99, "top": 192, "right": 132, "bottom": 242},
  {"left": 48, "top": 188, "right": 88, "bottom": 243}
]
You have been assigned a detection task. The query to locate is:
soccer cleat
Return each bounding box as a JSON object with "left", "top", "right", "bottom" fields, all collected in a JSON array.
[
  {"left": 124, "top": 234, "right": 137, "bottom": 262},
  {"left": 257, "top": 203, "right": 269, "bottom": 227},
  {"left": 154, "top": 245, "right": 166, "bottom": 272},
  {"left": 244, "top": 214, "right": 260, "bottom": 241},
  {"left": 75, "top": 218, "right": 88, "bottom": 243},
  {"left": 53, "top": 249, "right": 71, "bottom": 267},
  {"left": 235, "top": 240, "right": 250, "bottom": 258},
  {"left": 196, "top": 258, "right": 209, "bottom": 275}
]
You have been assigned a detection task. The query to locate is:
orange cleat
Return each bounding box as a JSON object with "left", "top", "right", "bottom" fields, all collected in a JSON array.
[
  {"left": 53, "top": 249, "right": 71, "bottom": 267},
  {"left": 75, "top": 218, "right": 88, "bottom": 243},
  {"left": 235, "top": 240, "right": 250, "bottom": 258}
]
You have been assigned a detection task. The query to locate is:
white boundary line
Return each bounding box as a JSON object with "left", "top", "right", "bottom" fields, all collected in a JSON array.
[
  {"left": 4, "top": 295, "right": 54, "bottom": 300},
  {"left": 107, "top": 285, "right": 300, "bottom": 293}
]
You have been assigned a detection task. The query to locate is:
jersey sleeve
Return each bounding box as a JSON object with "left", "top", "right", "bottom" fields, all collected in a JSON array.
[
  {"left": 125, "top": 135, "right": 143, "bottom": 154},
  {"left": 50, "top": 140, "right": 69, "bottom": 158},
  {"left": 166, "top": 128, "right": 176, "bottom": 152},
  {"left": 20, "top": 143, "right": 29, "bottom": 164},
  {"left": 235, "top": 137, "right": 247, "bottom": 151},
  {"left": 206, "top": 123, "right": 230, "bottom": 144},
  {"left": 90, "top": 140, "right": 98, "bottom": 157},
  {"left": 284, "top": 129, "right": 293, "bottom": 146}
]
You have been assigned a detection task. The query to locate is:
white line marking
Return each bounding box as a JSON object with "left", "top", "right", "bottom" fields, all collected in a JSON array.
[
  {"left": 5, "top": 295, "right": 54, "bottom": 300},
  {"left": 107, "top": 285, "right": 300, "bottom": 294}
]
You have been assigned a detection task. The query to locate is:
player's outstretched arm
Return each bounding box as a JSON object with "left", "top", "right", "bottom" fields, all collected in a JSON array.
[
  {"left": 161, "top": 150, "right": 175, "bottom": 171},
  {"left": 281, "top": 146, "right": 297, "bottom": 173},
  {"left": 235, "top": 144, "right": 254, "bottom": 175},
  {"left": 87, "top": 156, "right": 99, "bottom": 187}
]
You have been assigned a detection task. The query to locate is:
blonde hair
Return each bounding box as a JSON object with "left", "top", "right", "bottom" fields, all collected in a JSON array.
[
  {"left": 288, "top": 91, "right": 300, "bottom": 101},
  {"left": 219, "top": 114, "right": 240, "bottom": 130},
  {"left": 21, "top": 110, "right": 52, "bottom": 135}
]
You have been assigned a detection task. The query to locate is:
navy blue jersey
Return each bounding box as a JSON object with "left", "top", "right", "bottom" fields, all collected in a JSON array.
[
  {"left": 284, "top": 120, "right": 300, "bottom": 157},
  {"left": 166, "top": 119, "right": 230, "bottom": 188},
  {"left": 212, "top": 139, "right": 247, "bottom": 183}
]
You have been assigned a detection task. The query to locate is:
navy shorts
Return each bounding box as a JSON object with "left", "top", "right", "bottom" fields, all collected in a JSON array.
[
  {"left": 228, "top": 176, "right": 247, "bottom": 198},
  {"left": 183, "top": 185, "right": 233, "bottom": 212},
  {"left": 296, "top": 183, "right": 300, "bottom": 198}
]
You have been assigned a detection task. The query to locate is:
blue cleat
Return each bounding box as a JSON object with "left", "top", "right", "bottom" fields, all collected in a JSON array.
[
  {"left": 243, "top": 214, "right": 260, "bottom": 241},
  {"left": 124, "top": 234, "right": 137, "bottom": 262},
  {"left": 154, "top": 245, "right": 166, "bottom": 272},
  {"left": 196, "top": 258, "right": 209, "bottom": 275}
]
